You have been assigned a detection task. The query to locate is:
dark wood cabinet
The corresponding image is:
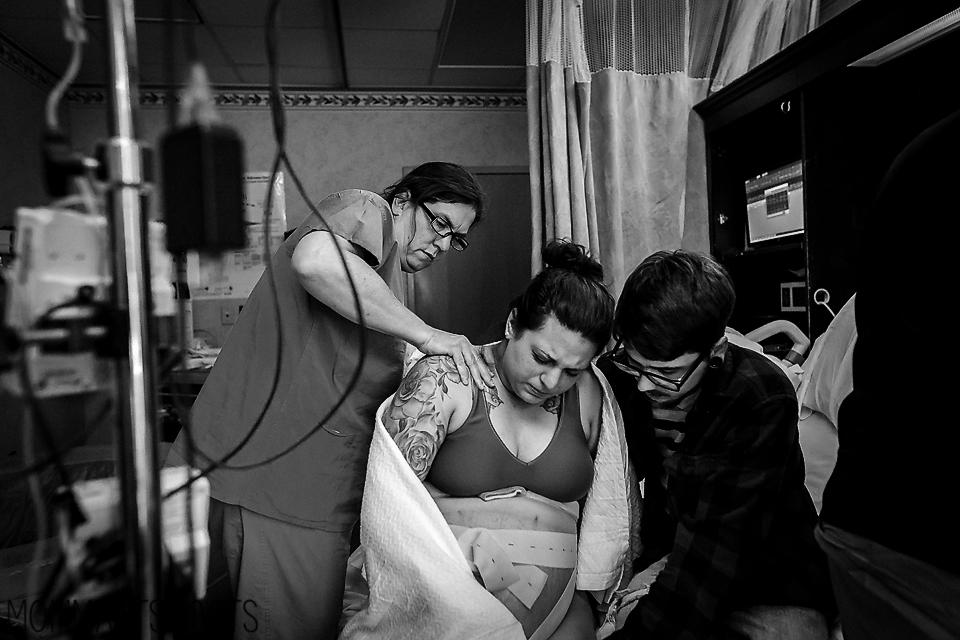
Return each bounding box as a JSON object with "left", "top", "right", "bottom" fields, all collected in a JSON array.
[{"left": 696, "top": 1, "right": 960, "bottom": 344}]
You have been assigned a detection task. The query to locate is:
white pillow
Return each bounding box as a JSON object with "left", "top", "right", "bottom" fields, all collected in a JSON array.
[
  {"left": 797, "top": 295, "right": 857, "bottom": 426},
  {"left": 797, "top": 410, "right": 839, "bottom": 513}
]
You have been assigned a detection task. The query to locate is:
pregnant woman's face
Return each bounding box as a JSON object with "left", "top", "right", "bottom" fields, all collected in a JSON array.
[{"left": 500, "top": 313, "right": 595, "bottom": 406}]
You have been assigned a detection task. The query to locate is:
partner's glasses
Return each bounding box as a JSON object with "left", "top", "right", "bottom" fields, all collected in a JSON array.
[
  {"left": 421, "top": 202, "right": 468, "bottom": 251},
  {"left": 607, "top": 340, "right": 706, "bottom": 392}
]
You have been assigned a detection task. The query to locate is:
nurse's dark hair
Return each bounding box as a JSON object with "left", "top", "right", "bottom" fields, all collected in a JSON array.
[
  {"left": 382, "top": 162, "right": 487, "bottom": 223},
  {"left": 614, "top": 250, "right": 735, "bottom": 360},
  {"left": 511, "top": 239, "right": 615, "bottom": 352}
]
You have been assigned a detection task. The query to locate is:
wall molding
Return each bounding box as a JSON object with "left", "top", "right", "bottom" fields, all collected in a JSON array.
[
  {"left": 65, "top": 87, "right": 527, "bottom": 111},
  {"left": 2, "top": 30, "right": 525, "bottom": 111}
]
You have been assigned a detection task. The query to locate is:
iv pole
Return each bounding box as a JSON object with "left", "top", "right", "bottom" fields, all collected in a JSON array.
[{"left": 103, "top": 0, "right": 162, "bottom": 636}]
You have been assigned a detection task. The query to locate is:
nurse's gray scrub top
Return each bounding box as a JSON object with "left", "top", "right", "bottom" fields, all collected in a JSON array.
[{"left": 172, "top": 189, "right": 406, "bottom": 530}]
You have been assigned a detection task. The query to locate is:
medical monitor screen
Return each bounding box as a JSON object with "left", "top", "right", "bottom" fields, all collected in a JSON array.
[{"left": 744, "top": 160, "right": 805, "bottom": 245}]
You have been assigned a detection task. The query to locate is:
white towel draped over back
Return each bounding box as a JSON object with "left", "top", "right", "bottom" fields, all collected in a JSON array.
[{"left": 339, "top": 360, "right": 638, "bottom": 640}]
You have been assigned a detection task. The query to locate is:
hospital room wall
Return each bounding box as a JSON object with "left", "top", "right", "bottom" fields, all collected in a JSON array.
[
  {"left": 0, "top": 66, "right": 50, "bottom": 226},
  {"left": 63, "top": 102, "right": 529, "bottom": 347},
  {"left": 64, "top": 104, "right": 529, "bottom": 229}
]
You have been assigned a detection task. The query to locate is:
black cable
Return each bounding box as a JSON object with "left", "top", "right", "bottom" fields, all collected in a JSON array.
[
  {"left": 211, "top": 0, "right": 370, "bottom": 471},
  {"left": 1, "top": 397, "right": 115, "bottom": 480},
  {"left": 157, "top": 344, "right": 186, "bottom": 378},
  {"left": 156, "top": 8, "right": 287, "bottom": 498},
  {"left": 23, "top": 385, "right": 49, "bottom": 640},
  {"left": 163, "top": 0, "right": 369, "bottom": 495},
  {"left": 160, "top": 151, "right": 283, "bottom": 496},
  {"left": 2, "top": 289, "right": 117, "bottom": 480},
  {"left": 166, "top": 1, "right": 366, "bottom": 480},
  {"left": 14, "top": 353, "right": 78, "bottom": 489},
  {"left": 212, "top": 151, "right": 370, "bottom": 471},
  {"left": 173, "top": 271, "right": 199, "bottom": 632},
  {"left": 159, "top": 6, "right": 291, "bottom": 488},
  {"left": 184, "top": 0, "right": 245, "bottom": 84}
]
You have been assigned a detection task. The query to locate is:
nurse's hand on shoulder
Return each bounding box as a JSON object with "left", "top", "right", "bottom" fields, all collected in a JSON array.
[{"left": 417, "top": 329, "right": 495, "bottom": 389}]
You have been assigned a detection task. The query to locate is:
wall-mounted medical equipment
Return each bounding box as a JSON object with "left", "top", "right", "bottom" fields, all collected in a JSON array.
[{"left": 744, "top": 160, "right": 805, "bottom": 246}]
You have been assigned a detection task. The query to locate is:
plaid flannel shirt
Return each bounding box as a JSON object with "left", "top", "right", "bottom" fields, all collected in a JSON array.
[{"left": 598, "top": 344, "right": 832, "bottom": 640}]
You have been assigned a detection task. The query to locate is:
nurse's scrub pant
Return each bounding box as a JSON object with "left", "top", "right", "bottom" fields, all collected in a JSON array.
[{"left": 201, "top": 498, "right": 353, "bottom": 640}]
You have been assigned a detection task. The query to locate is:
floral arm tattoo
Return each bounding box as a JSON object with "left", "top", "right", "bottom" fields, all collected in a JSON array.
[{"left": 385, "top": 356, "right": 465, "bottom": 480}]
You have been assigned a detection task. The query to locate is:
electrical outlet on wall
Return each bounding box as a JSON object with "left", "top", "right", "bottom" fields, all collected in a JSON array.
[{"left": 220, "top": 302, "right": 242, "bottom": 325}]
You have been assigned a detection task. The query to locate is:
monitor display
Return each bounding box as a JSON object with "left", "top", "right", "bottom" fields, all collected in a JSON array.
[{"left": 744, "top": 160, "right": 805, "bottom": 244}]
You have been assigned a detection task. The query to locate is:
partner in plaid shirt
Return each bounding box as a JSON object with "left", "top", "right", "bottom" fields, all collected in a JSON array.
[{"left": 598, "top": 250, "right": 835, "bottom": 640}]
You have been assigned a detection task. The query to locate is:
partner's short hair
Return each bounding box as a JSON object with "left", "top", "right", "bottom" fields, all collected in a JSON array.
[{"left": 614, "top": 250, "right": 735, "bottom": 360}]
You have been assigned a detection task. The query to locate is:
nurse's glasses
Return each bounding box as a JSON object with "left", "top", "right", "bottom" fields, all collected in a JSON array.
[{"left": 421, "top": 203, "right": 469, "bottom": 251}]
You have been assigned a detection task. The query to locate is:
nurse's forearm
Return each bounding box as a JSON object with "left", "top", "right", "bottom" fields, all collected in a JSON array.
[
  {"left": 297, "top": 254, "right": 431, "bottom": 347},
  {"left": 291, "top": 231, "right": 494, "bottom": 388}
]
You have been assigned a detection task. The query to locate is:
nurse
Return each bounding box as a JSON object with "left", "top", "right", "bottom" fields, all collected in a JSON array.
[{"left": 170, "top": 162, "right": 493, "bottom": 639}]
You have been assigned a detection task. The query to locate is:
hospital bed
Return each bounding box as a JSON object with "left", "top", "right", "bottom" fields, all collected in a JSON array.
[{"left": 729, "top": 295, "right": 855, "bottom": 514}]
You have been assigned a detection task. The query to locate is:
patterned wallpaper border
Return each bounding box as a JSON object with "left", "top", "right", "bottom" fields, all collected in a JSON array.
[
  {"left": 66, "top": 88, "right": 527, "bottom": 110},
  {"left": 3, "top": 31, "right": 525, "bottom": 111}
]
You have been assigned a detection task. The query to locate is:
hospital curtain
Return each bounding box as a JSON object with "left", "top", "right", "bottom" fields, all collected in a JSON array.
[{"left": 527, "top": 0, "right": 818, "bottom": 294}]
